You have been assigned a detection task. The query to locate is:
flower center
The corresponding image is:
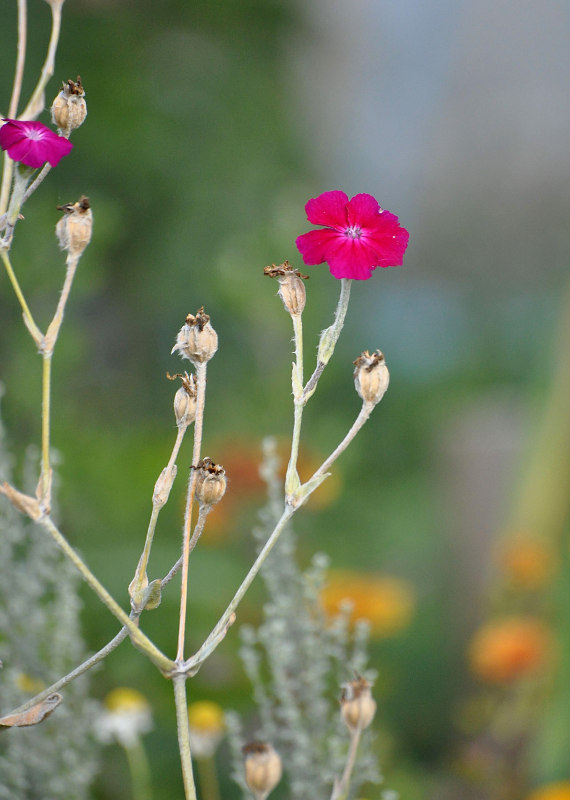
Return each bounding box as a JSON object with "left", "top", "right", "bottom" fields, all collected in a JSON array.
[{"left": 344, "top": 226, "right": 362, "bottom": 239}]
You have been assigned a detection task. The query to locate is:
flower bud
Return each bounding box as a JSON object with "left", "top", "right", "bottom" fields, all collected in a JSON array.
[
  {"left": 193, "top": 457, "right": 227, "bottom": 507},
  {"left": 172, "top": 372, "right": 197, "bottom": 427},
  {"left": 172, "top": 307, "right": 218, "bottom": 365},
  {"left": 55, "top": 195, "right": 92, "bottom": 258},
  {"left": 353, "top": 350, "right": 389, "bottom": 406},
  {"left": 153, "top": 465, "right": 177, "bottom": 507},
  {"left": 264, "top": 261, "right": 308, "bottom": 316},
  {"left": 51, "top": 77, "right": 87, "bottom": 136},
  {"left": 242, "top": 742, "right": 282, "bottom": 800},
  {"left": 340, "top": 677, "right": 376, "bottom": 732}
]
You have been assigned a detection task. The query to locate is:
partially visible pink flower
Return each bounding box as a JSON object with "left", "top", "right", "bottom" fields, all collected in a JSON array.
[
  {"left": 295, "top": 190, "right": 409, "bottom": 280},
  {"left": 0, "top": 119, "right": 73, "bottom": 169}
]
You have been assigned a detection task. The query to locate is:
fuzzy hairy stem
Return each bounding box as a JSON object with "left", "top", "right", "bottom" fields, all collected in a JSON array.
[
  {"left": 285, "top": 312, "right": 304, "bottom": 499},
  {"left": 177, "top": 361, "right": 207, "bottom": 662},
  {"left": 20, "top": 0, "right": 64, "bottom": 121},
  {"left": 309, "top": 401, "right": 373, "bottom": 482},
  {"left": 37, "top": 515, "right": 174, "bottom": 673},
  {"left": 330, "top": 723, "right": 364, "bottom": 800},
  {"left": 0, "top": 0, "right": 27, "bottom": 214},
  {"left": 173, "top": 674, "right": 198, "bottom": 800},
  {"left": 303, "top": 278, "right": 352, "bottom": 402},
  {"left": 1, "top": 624, "right": 130, "bottom": 718},
  {"left": 131, "top": 424, "right": 188, "bottom": 601},
  {"left": 183, "top": 504, "right": 294, "bottom": 673},
  {"left": 22, "top": 163, "right": 52, "bottom": 203},
  {"left": 0, "top": 250, "right": 42, "bottom": 343}
]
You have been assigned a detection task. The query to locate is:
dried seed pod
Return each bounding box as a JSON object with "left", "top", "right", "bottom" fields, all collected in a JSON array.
[
  {"left": 55, "top": 195, "right": 92, "bottom": 258},
  {"left": 353, "top": 349, "right": 390, "bottom": 406},
  {"left": 51, "top": 76, "right": 87, "bottom": 135},
  {"left": 172, "top": 372, "right": 197, "bottom": 427},
  {"left": 242, "top": 742, "right": 282, "bottom": 800},
  {"left": 172, "top": 307, "right": 218, "bottom": 365},
  {"left": 193, "top": 457, "right": 227, "bottom": 507},
  {"left": 264, "top": 260, "right": 308, "bottom": 316},
  {"left": 340, "top": 676, "right": 376, "bottom": 732}
]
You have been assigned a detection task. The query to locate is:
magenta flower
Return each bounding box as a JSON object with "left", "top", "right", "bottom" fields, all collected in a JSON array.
[
  {"left": 295, "top": 190, "right": 409, "bottom": 280},
  {"left": 0, "top": 119, "right": 73, "bottom": 169}
]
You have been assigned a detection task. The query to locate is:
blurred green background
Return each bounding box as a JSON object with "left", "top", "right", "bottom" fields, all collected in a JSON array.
[{"left": 1, "top": 1, "right": 569, "bottom": 798}]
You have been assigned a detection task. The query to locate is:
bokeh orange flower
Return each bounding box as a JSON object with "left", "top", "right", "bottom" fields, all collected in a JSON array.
[
  {"left": 321, "top": 570, "right": 415, "bottom": 637},
  {"left": 525, "top": 782, "right": 570, "bottom": 800},
  {"left": 497, "top": 535, "right": 557, "bottom": 590},
  {"left": 468, "top": 616, "right": 553, "bottom": 684}
]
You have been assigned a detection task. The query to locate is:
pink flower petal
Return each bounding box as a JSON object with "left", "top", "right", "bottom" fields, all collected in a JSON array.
[
  {"left": 324, "top": 236, "right": 379, "bottom": 280},
  {"left": 345, "top": 193, "right": 382, "bottom": 229},
  {"left": 0, "top": 123, "right": 26, "bottom": 149},
  {"left": 365, "top": 225, "right": 410, "bottom": 267},
  {"left": 295, "top": 228, "right": 341, "bottom": 265},
  {"left": 43, "top": 136, "right": 73, "bottom": 167},
  {"left": 304, "top": 190, "right": 349, "bottom": 228},
  {"left": 7, "top": 138, "right": 44, "bottom": 169},
  {"left": 0, "top": 119, "right": 73, "bottom": 169}
]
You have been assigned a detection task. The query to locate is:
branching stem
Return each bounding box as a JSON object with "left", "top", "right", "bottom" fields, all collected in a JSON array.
[{"left": 37, "top": 515, "right": 174, "bottom": 673}]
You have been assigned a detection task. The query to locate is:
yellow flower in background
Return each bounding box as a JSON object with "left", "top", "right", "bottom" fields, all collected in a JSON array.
[
  {"left": 321, "top": 570, "right": 415, "bottom": 637},
  {"left": 498, "top": 535, "right": 557, "bottom": 589},
  {"left": 525, "top": 782, "right": 570, "bottom": 800},
  {"left": 468, "top": 616, "right": 553, "bottom": 684},
  {"left": 187, "top": 701, "right": 225, "bottom": 758},
  {"left": 15, "top": 673, "right": 45, "bottom": 694},
  {"left": 98, "top": 687, "right": 152, "bottom": 747},
  {"left": 105, "top": 687, "right": 150, "bottom": 713}
]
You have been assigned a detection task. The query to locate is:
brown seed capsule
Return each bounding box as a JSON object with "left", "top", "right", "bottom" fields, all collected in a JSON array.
[
  {"left": 353, "top": 349, "right": 390, "bottom": 406},
  {"left": 340, "top": 677, "right": 377, "bottom": 732},
  {"left": 193, "top": 457, "right": 227, "bottom": 507},
  {"left": 264, "top": 260, "right": 308, "bottom": 316},
  {"left": 55, "top": 196, "right": 92, "bottom": 258},
  {"left": 172, "top": 372, "right": 197, "bottom": 427},
  {"left": 242, "top": 742, "right": 282, "bottom": 800},
  {"left": 172, "top": 307, "right": 218, "bottom": 365},
  {"left": 51, "top": 76, "right": 87, "bottom": 135}
]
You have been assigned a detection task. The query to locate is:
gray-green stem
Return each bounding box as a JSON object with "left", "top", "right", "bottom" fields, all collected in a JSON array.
[
  {"left": 2, "top": 623, "right": 131, "bottom": 717},
  {"left": 173, "top": 674, "right": 198, "bottom": 800},
  {"left": 37, "top": 515, "right": 174, "bottom": 673},
  {"left": 177, "top": 361, "right": 208, "bottom": 662},
  {"left": 303, "top": 278, "right": 352, "bottom": 402},
  {"left": 20, "top": 0, "right": 64, "bottom": 120},
  {"left": 330, "top": 723, "right": 363, "bottom": 800},
  {"left": 0, "top": 0, "right": 27, "bottom": 215},
  {"left": 284, "top": 312, "right": 304, "bottom": 499},
  {"left": 183, "top": 504, "right": 294, "bottom": 674},
  {"left": 131, "top": 424, "right": 187, "bottom": 603}
]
